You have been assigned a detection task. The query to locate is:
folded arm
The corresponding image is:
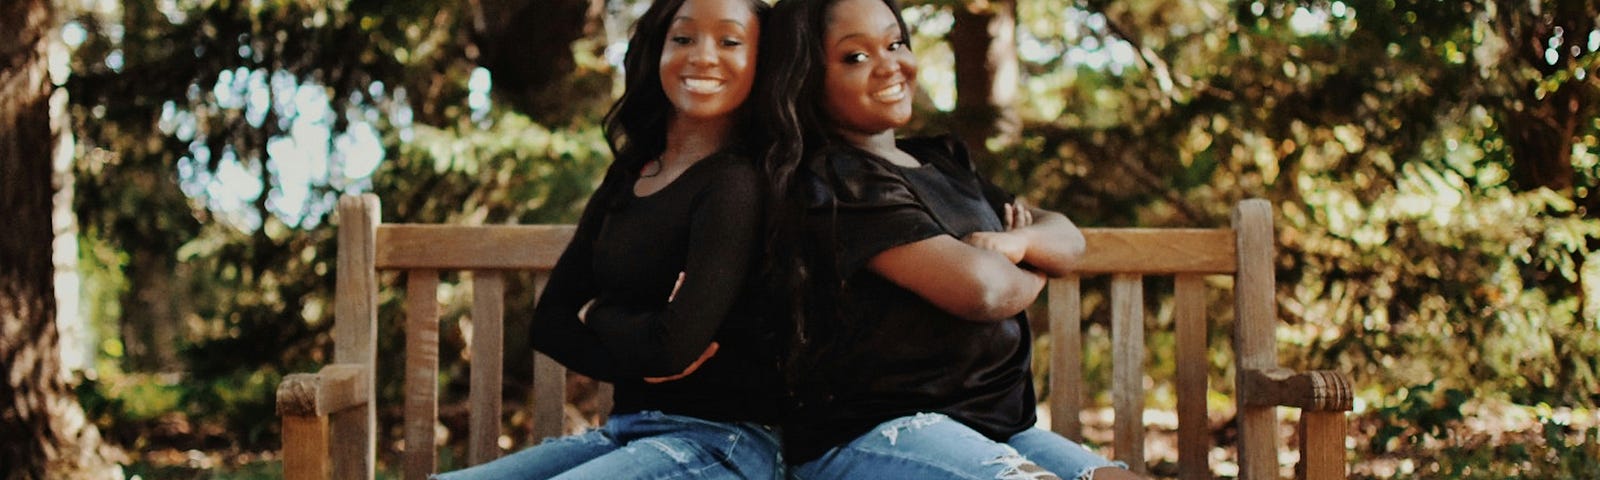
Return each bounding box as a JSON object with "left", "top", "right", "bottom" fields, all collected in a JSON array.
[
  {"left": 868, "top": 235, "right": 1048, "bottom": 322},
  {"left": 1008, "top": 206, "right": 1085, "bottom": 277},
  {"left": 584, "top": 168, "right": 761, "bottom": 377}
]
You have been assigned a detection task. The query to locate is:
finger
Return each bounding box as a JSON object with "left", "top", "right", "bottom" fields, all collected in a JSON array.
[
  {"left": 1019, "top": 205, "right": 1033, "bottom": 227},
  {"left": 1004, "top": 203, "right": 1015, "bottom": 230},
  {"left": 645, "top": 342, "right": 719, "bottom": 383},
  {"left": 578, "top": 299, "right": 595, "bottom": 324},
  {"left": 700, "top": 342, "right": 720, "bottom": 362},
  {"left": 668, "top": 271, "right": 686, "bottom": 302}
]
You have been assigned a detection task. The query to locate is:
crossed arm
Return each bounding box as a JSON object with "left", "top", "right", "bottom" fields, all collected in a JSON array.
[{"left": 868, "top": 203, "right": 1084, "bottom": 322}]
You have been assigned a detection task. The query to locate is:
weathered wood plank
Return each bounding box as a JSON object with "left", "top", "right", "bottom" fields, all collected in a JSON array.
[
  {"left": 1077, "top": 229, "right": 1235, "bottom": 274},
  {"left": 532, "top": 353, "right": 566, "bottom": 444},
  {"left": 376, "top": 225, "right": 576, "bottom": 270},
  {"left": 1232, "top": 199, "right": 1280, "bottom": 480},
  {"left": 1047, "top": 276, "right": 1083, "bottom": 442},
  {"left": 277, "top": 365, "right": 369, "bottom": 417},
  {"left": 1111, "top": 274, "right": 1145, "bottom": 473},
  {"left": 530, "top": 272, "right": 568, "bottom": 445},
  {"left": 469, "top": 271, "right": 505, "bottom": 466},
  {"left": 282, "top": 414, "right": 330, "bottom": 480},
  {"left": 1174, "top": 274, "right": 1211, "bottom": 480},
  {"left": 333, "top": 194, "right": 378, "bottom": 480},
  {"left": 1242, "top": 368, "right": 1355, "bottom": 412},
  {"left": 404, "top": 270, "right": 440, "bottom": 480},
  {"left": 1298, "top": 411, "right": 1348, "bottom": 480}
]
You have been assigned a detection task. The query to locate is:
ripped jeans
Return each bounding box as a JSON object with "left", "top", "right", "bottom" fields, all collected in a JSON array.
[
  {"left": 791, "top": 413, "right": 1125, "bottom": 480},
  {"left": 432, "top": 411, "right": 783, "bottom": 480}
]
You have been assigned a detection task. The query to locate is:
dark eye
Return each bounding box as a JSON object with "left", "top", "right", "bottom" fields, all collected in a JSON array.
[
  {"left": 721, "top": 37, "right": 743, "bottom": 47},
  {"left": 888, "top": 40, "right": 908, "bottom": 51},
  {"left": 670, "top": 36, "right": 692, "bottom": 45},
  {"left": 844, "top": 52, "right": 868, "bottom": 64}
]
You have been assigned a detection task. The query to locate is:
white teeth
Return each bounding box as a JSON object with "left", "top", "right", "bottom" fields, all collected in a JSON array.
[
  {"left": 873, "top": 83, "right": 906, "bottom": 101},
  {"left": 684, "top": 78, "right": 724, "bottom": 93}
]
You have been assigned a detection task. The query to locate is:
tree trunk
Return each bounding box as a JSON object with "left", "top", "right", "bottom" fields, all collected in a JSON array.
[
  {"left": 118, "top": 248, "right": 181, "bottom": 372},
  {"left": 0, "top": 0, "right": 120, "bottom": 477},
  {"left": 1493, "top": 1, "right": 1597, "bottom": 195},
  {"left": 949, "top": 0, "right": 1021, "bottom": 160}
]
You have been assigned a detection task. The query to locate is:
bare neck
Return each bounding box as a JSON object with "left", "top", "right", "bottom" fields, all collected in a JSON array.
[
  {"left": 661, "top": 115, "right": 734, "bottom": 167},
  {"left": 837, "top": 128, "right": 917, "bottom": 167}
]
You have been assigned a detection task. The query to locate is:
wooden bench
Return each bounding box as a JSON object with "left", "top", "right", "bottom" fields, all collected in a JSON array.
[{"left": 276, "top": 194, "right": 1353, "bottom": 479}]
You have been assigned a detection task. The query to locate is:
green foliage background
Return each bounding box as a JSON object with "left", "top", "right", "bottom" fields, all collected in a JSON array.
[{"left": 56, "top": 0, "right": 1598, "bottom": 477}]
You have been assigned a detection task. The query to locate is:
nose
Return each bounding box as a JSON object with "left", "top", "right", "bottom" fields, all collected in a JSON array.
[
  {"left": 871, "top": 54, "right": 901, "bottom": 77},
  {"left": 689, "top": 40, "right": 717, "bottom": 66}
]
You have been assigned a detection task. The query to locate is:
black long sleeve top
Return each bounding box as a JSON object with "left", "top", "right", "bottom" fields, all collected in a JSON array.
[{"left": 528, "top": 152, "right": 781, "bottom": 424}]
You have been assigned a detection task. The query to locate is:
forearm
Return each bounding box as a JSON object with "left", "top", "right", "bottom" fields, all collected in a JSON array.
[
  {"left": 529, "top": 304, "right": 626, "bottom": 382},
  {"left": 585, "top": 303, "right": 715, "bottom": 378},
  {"left": 1015, "top": 208, "right": 1085, "bottom": 277},
  {"left": 959, "top": 252, "right": 1048, "bottom": 321},
  {"left": 871, "top": 235, "right": 1048, "bottom": 322}
]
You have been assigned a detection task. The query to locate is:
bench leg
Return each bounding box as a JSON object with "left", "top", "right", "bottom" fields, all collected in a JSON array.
[
  {"left": 1297, "top": 411, "right": 1347, "bottom": 480},
  {"left": 284, "top": 414, "right": 330, "bottom": 480}
]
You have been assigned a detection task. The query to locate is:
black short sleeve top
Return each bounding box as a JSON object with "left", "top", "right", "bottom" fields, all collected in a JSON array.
[{"left": 784, "top": 135, "right": 1036, "bottom": 463}]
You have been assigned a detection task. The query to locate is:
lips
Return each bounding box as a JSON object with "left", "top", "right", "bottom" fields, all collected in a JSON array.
[
  {"left": 682, "top": 77, "right": 726, "bottom": 94},
  {"left": 872, "top": 81, "right": 907, "bottom": 102}
]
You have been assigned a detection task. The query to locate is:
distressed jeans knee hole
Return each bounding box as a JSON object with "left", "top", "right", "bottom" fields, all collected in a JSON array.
[{"left": 984, "top": 450, "right": 1062, "bottom": 480}]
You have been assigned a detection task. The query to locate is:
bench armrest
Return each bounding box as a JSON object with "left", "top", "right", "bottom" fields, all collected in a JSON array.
[
  {"left": 1241, "top": 367, "right": 1354, "bottom": 412},
  {"left": 277, "top": 364, "right": 371, "bottom": 417}
]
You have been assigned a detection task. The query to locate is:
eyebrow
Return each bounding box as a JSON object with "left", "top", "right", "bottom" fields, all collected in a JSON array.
[
  {"left": 832, "top": 22, "right": 901, "bottom": 49},
  {"left": 671, "top": 16, "right": 749, "bottom": 29}
]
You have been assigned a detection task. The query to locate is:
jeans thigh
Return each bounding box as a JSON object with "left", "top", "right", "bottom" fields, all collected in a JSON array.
[
  {"left": 793, "top": 413, "right": 1060, "bottom": 480},
  {"left": 1006, "top": 427, "right": 1125, "bottom": 480},
  {"left": 431, "top": 427, "right": 619, "bottom": 480},
  {"left": 552, "top": 412, "right": 783, "bottom": 480}
]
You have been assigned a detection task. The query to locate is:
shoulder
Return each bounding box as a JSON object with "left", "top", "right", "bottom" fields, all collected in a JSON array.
[
  {"left": 801, "top": 145, "right": 917, "bottom": 209},
  {"left": 898, "top": 134, "right": 975, "bottom": 172},
  {"left": 693, "top": 152, "right": 762, "bottom": 199},
  {"left": 699, "top": 152, "right": 759, "bottom": 181}
]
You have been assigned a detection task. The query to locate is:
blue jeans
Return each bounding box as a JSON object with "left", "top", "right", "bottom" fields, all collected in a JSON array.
[
  {"left": 791, "top": 413, "right": 1125, "bottom": 480},
  {"left": 433, "top": 411, "right": 783, "bottom": 480}
]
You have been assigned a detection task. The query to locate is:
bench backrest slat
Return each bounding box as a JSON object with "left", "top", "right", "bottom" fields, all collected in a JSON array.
[
  {"left": 403, "top": 269, "right": 441, "bottom": 480},
  {"left": 469, "top": 271, "right": 506, "bottom": 466},
  {"left": 1174, "top": 273, "right": 1210, "bottom": 480},
  {"left": 1110, "top": 274, "right": 1146, "bottom": 470},
  {"left": 1046, "top": 277, "right": 1084, "bottom": 442},
  {"left": 529, "top": 272, "right": 568, "bottom": 446}
]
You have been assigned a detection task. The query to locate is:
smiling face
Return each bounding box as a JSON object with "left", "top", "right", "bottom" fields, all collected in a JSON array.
[
  {"left": 820, "top": 0, "right": 916, "bottom": 136},
  {"left": 658, "top": 0, "right": 762, "bottom": 122}
]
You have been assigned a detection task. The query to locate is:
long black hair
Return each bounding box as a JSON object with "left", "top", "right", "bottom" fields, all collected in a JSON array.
[
  {"left": 602, "top": 0, "right": 773, "bottom": 193},
  {"left": 753, "top": 0, "right": 911, "bottom": 395}
]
